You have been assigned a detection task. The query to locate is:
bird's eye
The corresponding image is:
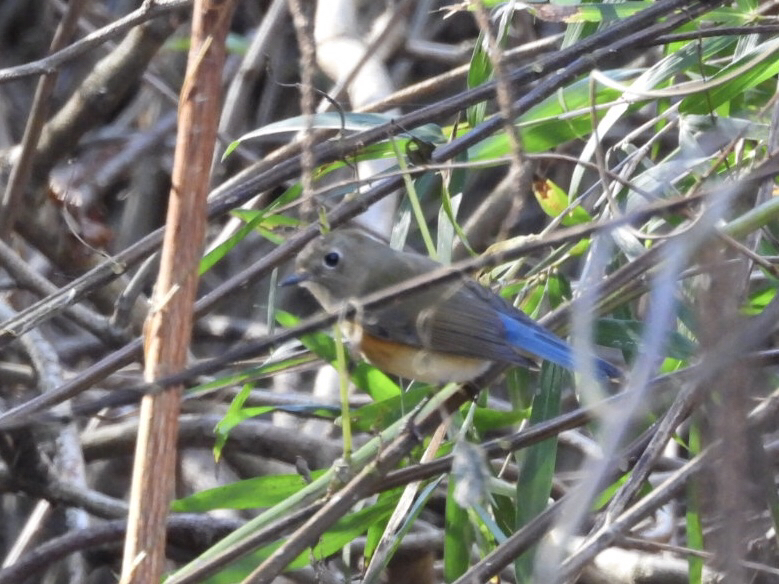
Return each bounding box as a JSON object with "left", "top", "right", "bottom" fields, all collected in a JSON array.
[{"left": 323, "top": 251, "right": 340, "bottom": 268}]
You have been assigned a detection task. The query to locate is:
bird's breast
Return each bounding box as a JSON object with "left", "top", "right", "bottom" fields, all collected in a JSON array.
[{"left": 354, "top": 327, "right": 492, "bottom": 383}]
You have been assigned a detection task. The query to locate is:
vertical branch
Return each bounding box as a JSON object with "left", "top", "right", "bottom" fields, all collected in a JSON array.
[
  {"left": 469, "top": 1, "right": 535, "bottom": 244},
  {"left": 286, "top": 0, "right": 317, "bottom": 220},
  {"left": 696, "top": 239, "right": 753, "bottom": 581},
  {"left": 119, "top": 0, "right": 236, "bottom": 582}
]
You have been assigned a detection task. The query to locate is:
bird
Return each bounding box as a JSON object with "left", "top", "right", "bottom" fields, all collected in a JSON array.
[{"left": 281, "top": 229, "right": 619, "bottom": 383}]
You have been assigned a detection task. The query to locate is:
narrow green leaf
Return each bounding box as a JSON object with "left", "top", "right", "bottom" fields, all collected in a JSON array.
[
  {"left": 514, "top": 363, "right": 566, "bottom": 582},
  {"left": 686, "top": 421, "right": 704, "bottom": 584},
  {"left": 172, "top": 471, "right": 326, "bottom": 512},
  {"left": 680, "top": 38, "right": 779, "bottom": 115},
  {"left": 225, "top": 112, "right": 446, "bottom": 159},
  {"left": 467, "top": 32, "right": 491, "bottom": 128},
  {"left": 199, "top": 210, "right": 267, "bottom": 274},
  {"left": 349, "top": 386, "right": 433, "bottom": 433},
  {"left": 471, "top": 406, "right": 530, "bottom": 433},
  {"left": 444, "top": 477, "right": 472, "bottom": 581},
  {"left": 364, "top": 489, "right": 401, "bottom": 561}
]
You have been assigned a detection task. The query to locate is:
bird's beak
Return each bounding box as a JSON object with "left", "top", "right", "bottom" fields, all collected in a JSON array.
[{"left": 280, "top": 271, "right": 309, "bottom": 287}]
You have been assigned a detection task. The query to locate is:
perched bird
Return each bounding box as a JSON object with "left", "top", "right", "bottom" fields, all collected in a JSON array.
[{"left": 282, "top": 229, "right": 619, "bottom": 383}]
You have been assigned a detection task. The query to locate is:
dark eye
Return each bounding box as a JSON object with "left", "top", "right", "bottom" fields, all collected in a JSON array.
[{"left": 323, "top": 251, "right": 340, "bottom": 268}]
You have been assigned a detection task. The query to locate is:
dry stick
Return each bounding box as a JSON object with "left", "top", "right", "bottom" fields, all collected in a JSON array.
[
  {"left": 0, "top": 239, "right": 130, "bottom": 346},
  {"left": 81, "top": 415, "right": 344, "bottom": 469},
  {"left": 0, "top": 465, "right": 128, "bottom": 519},
  {"left": 118, "top": 0, "right": 235, "bottom": 582},
  {"left": 286, "top": 0, "right": 316, "bottom": 219},
  {"left": 360, "top": 35, "right": 562, "bottom": 114}
]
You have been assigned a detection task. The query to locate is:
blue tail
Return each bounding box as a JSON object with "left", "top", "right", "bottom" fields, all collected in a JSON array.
[{"left": 498, "top": 314, "right": 620, "bottom": 379}]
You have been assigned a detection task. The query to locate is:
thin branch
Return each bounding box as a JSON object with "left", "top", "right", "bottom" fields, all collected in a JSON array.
[
  {"left": 120, "top": 1, "right": 235, "bottom": 580},
  {"left": 0, "top": 0, "right": 190, "bottom": 84}
]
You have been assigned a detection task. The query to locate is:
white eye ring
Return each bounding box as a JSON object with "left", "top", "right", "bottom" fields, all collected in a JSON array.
[{"left": 323, "top": 251, "right": 340, "bottom": 268}]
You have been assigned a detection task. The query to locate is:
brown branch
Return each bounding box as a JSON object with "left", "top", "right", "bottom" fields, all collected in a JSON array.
[{"left": 118, "top": 0, "right": 236, "bottom": 581}]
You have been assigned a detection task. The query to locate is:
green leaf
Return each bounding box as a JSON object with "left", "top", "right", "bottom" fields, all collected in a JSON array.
[
  {"left": 275, "top": 311, "right": 401, "bottom": 400},
  {"left": 213, "top": 382, "right": 253, "bottom": 460},
  {"left": 363, "top": 488, "right": 401, "bottom": 561},
  {"left": 467, "top": 32, "right": 491, "bottom": 128},
  {"left": 471, "top": 406, "right": 530, "bottom": 433},
  {"left": 172, "top": 471, "right": 326, "bottom": 512},
  {"left": 514, "top": 363, "right": 566, "bottom": 581},
  {"left": 225, "top": 112, "right": 446, "bottom": 158},
  {"left": 593, "top": 474, "right": 626, "bottom": 510},
  {"left": 686, "top": 421, "right": 704, "bottom": 584},
  {"left": 596, "top": 318, "right": 696, "bottom": 360},
  {"left": 444, "top": 477, "right": 472, "bottom": 580},
  {"left": 350, "top": 362, "right": 402, "bottom": 401},
  {"left": 349, "top": 386, "right": 433, "bottom": 433},
  {"left": 532, "top": 178, "right": 593, "bottom": 226},
  {"left": 189, "top": 353, "right": 317, "bottom": 397},
  {"left": 680, "top": 37, "right": 779, "bottom": 115},
  {"left": 744, "top": 285, "right": 776, "bottom": 315}
]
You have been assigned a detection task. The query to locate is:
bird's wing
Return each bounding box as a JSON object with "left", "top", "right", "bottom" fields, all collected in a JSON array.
[
  {"left": 355, "top": 251, "right": 618, "bottom": 378},
  {"left": 462, "top": 280, "right": 620, "bottom": 378},
  {"left": 358, "top": 277, "right": 536, "bottom": 367}
]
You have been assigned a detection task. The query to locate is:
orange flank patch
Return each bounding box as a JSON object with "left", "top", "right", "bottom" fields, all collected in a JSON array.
[{"left": 358, "top": 332, "right": 491, "bottom": 384}]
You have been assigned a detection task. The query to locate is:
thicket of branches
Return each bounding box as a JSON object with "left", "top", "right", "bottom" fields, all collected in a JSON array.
[{"left": 0, "top": 0, "right": 778, "bottom": 583}]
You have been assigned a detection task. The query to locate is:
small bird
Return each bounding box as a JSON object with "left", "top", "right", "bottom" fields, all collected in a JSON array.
[{"left": 282, "top": 229, "right": 619, "bottom": 383}]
